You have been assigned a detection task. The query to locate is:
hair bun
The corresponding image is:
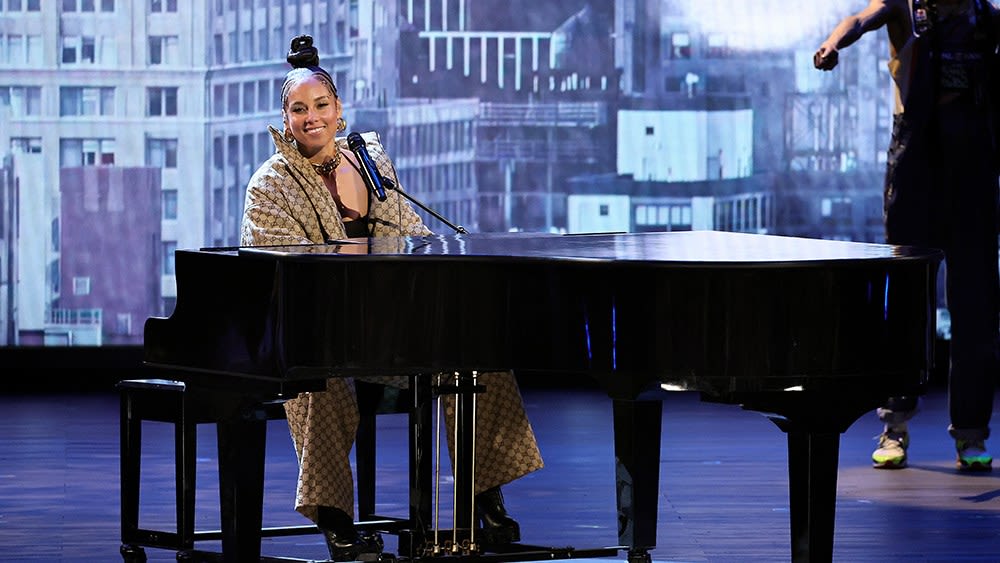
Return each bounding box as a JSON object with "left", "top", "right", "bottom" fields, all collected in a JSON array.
[{"left": 287, "top": 35, "right": 319, "bottom": 68}]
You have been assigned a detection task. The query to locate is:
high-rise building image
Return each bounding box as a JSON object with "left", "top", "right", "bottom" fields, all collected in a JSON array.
[{"left": 0, "top": 0, "right": 912, "bottom": 344}]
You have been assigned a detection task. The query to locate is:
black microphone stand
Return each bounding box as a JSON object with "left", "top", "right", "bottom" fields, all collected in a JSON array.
[{"left": 383, "top": 178, "right": 468, "bottom": 234}]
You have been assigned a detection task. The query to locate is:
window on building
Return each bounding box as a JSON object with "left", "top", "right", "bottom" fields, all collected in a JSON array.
[
  {"left": 635, "top": 204, "right": 692, "bottom": 231},
  {"left": 663, "top": 75, "right": 685, "bottom": 92},
  {"left": 61, "top": 36, "right": 97, "bottom": 64},
  {"left": 257, "top": 79, "right": 270, "bottom": 112},
  {"left": 336, "top": 20, "right": 346, "bottom": 53},
  {"left": 162, "top": 241, "right": 177, "bottom": 275},
  {"left": 10, "top": 137, "right": 42, "bottom": 153},
  {"left": 146, "top": 138, "right": 178, "bottom": 168},
  {"left": 147, "top": 86, "right": 178, "bottom": 116},
  {"left": 349, "top": 2, "right": 358, "bottom": 37},
  {"left": 59, "top": 86, "right": 115, "bottom": 116},
  {"left": 149, "top": 35, "right": 179, "bottom": 65},
  {"left": 821, "top": 197, "right": 853, "bottom": 225},
  {"left": 670, "top": 32, "right": 691, "bottom": 59},
  {"left": 213, "top": 33, "right": 224, "bottom": 65},
  {"left": 5, "top": 0, "right": 42, "bottom": 11},
  {"left": 59, "top": 138, "right": 115, "bottom": 166},
  {"left": 213, "top": 136, "right": 224, "bottom": 172},
  {"left": 228, "top": 31, "right": 237, "bottom": 63},
  {"left": 287, "top": 5, "right": 299, "bottom": 37},
  {"left": 242, "top": 81, "right": 254, "bottom": 113},
  {"left": 149, "top": 0, "right": 177, "bottom": 13},
  {"left": 72, "top": 276, "right": 91, "bottom": 296},
  {"left": 61, "top": 39, "right": 77, "bottom": 63},
  {"left": 706, "top": 33, "right": 729, "bottom": 58},
  {"left": 81, "top": 36, "right": 95, "bottom": 62},
  {"left": 226, "top": 135, "right": 238, "bottom": 177},
  {"left": 0, "top": 34, "right": 42, "bottom": 65},
  {"left": 48, "top": 254, "right": 59, "bottom": 296},
  {"left": 319, "top": 20, "right": 329, "bottom": 45},
  {"left": 0, "top": 86, "right": 42, "bottom": 116},
  {"left": 115, "top": 313, "right": 132, "bottom": 336},
  {"left": 213, "top": 84, "right": 225, "bottom": 116},
  {"left": 242, "top": 133, "right": 254, "bottom": 179},
  {"left": 706, "top": 74, "right": 745, "bottom": 94},
  {"left": 242, "top": 29, "right": 252, "bottom": 62},
  {"left": 162, "top": 188, "right": 178, "bottom": 220},
  {"left": 257, "top": 131, "right": 270, "bottom": 162},
  {"left": 226, "top": 83, "right": 239, "bottom": 115},
  {"left": 258, "top": 29, "right": 268, "bottom": 60},
  {"left": 212, "top": 188, "right": 224, "bottom": 244}
]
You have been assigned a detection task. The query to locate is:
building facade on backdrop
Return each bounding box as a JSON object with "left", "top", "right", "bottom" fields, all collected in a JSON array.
[{"left": 0, "top": 0, "right": 891, "bottom": 346}]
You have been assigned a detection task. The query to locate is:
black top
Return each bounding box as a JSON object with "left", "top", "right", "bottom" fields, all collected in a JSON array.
[{"left": 342, "top": 218, "right": 368, "bottom": 238}]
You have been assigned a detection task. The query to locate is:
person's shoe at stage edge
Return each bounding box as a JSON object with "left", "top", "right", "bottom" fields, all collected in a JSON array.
[
  {"left": 475, "top": 486, "right": 521, "bottom": 544},
  {"left": 872, "top": 427, "right": 908, "bottom": 469},
  {"left": 956, "top": 439, "right": 992, "bottom": 472}
]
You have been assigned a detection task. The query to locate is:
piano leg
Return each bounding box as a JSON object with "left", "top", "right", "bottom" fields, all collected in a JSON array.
[
  {"left": 786, "top": 430, "right": 840, "bottom": 563},
  {"left": 216, "top": 414, "right": 267, "bottom": 563},
  {"left": 752, "top": 394, "right": 875, "bottom": 563},
  {"left": 612, "top": 399, "right": 662, "bottom": 563}
]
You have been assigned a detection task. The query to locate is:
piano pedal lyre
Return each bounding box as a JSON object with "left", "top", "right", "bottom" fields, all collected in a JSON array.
[{"left": 428, "top": 371, "right": 484, "bottom": 557}]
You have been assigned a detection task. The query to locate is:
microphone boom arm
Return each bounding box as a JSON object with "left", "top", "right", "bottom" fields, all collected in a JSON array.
[{"left": 383, "top": 178, "right": 468, "bottom": 234}]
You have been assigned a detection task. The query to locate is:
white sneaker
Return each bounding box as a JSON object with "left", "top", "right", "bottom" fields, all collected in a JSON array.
[{"left": 872, "top": 430, "right": 908, "bottom": 469}]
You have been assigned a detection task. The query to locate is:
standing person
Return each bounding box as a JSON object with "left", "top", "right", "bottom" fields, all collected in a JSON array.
[
  {"left": 814, "top": 0, "right": 1000, "bottom": 471},
  {"left": 241, "top": 35, "right": 544, "bottom": 560}
]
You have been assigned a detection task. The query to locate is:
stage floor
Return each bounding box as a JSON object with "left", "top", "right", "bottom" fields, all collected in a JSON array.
[{"left": 0, "top": 383, "right": 998, "bottom": 562}]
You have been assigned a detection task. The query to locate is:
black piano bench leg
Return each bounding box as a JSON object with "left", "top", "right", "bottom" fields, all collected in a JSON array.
[
  {"left": 627, "top": 548, "right": 652, "bottom": 563},
  {"left": 120, "top": 543, "right": 147, "bottom": 563}
]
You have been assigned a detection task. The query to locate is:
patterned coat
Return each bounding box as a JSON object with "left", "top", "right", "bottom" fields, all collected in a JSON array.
[
  {"left": 242, "top": 126, "right": 432, "bottom": 245},
  {"left": 240, "top": 127, "right": 544, "bottom": 523}
]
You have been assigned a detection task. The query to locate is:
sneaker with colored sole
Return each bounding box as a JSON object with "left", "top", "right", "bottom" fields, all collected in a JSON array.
[
  {"left": 872, "top": 430, "right": 908, "bottom": 469},
  {"left": 956, "top": 439, "right": 992, "bottom": 471}
]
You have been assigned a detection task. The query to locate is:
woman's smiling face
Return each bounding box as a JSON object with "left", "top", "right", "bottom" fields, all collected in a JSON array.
[{"left": 283, "top": 74, "right": 341, "bottom": 159}]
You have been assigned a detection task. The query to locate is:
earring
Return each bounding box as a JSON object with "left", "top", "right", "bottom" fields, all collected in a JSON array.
[
  {"left": 337, "top": 117, "right": 347, "bottom": 132},
  {"left": 283, "top": 128, "right": 294, "bottom": 142}
]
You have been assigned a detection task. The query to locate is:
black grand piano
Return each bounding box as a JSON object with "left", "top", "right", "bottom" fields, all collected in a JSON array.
[{"left": 143, "top": 230, "right": 943, "bottom": 563}]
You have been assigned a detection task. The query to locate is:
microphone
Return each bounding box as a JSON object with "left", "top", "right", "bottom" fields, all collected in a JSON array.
[{"left": 346, "top": 132, "right": 388, "bottom": 202}]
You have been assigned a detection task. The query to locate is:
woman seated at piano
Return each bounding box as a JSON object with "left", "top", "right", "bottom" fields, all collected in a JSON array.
[{"left": 239, "top": 35, "right": 544, "bottom": 561}]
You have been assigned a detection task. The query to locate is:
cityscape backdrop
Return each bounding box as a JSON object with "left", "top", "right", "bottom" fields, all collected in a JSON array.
[{"left": 1, "top": 0, "right": 919, "bottom": 355}]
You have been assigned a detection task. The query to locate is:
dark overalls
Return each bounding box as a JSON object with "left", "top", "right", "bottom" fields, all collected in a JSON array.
[{"left": 881, "top": 0, "right": 1000, "bottom": 442}]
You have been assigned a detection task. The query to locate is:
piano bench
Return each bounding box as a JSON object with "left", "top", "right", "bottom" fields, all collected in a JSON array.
[{"left": 117, "top": 378, "right": 404, "bottom": 562}]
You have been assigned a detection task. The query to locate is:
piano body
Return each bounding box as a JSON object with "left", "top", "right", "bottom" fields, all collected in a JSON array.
[{"left": 143, "top": 230, "right": 943, "bottom": 563}]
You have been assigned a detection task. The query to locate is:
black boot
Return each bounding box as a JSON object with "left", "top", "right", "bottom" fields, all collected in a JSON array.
[
  {"left": 475, "top": 486, "right": 520, "bottom": 544},
  {"left": 318, "top": 506, "right": 384, "bottom": 561}
]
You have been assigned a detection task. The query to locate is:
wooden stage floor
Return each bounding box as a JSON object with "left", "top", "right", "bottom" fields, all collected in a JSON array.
[{"left": 0, "top": 382, "right": 998, "bottom": 562}]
